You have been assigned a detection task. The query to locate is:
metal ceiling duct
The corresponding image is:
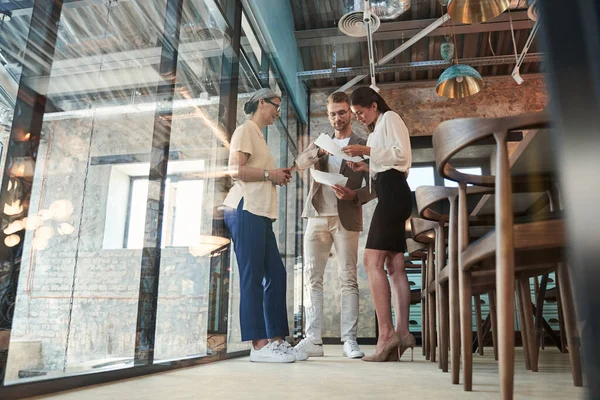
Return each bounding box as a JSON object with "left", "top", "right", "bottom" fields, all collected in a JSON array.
[
  {"left": 527, "top": 0, "right": 539, "bottom": 21},
  {"left": 339, "top": 0, "right": 381, "bottom": 37},
  {"left": 339, "top": 0, "right": 411, "bottom": 37},
  {"left": 371, "top": 0, "right": 411, "bottom": 20}
]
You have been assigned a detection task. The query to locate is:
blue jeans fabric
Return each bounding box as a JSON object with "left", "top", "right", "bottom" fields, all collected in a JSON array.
[{"left": 224, "top": 199, "right": 289, "bottom": 341}]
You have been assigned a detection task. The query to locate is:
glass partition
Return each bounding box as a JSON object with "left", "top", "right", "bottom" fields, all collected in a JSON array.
[
  {"left": 0, "top": 0, "right": 306, "bottom": 394},
  {"left": 4, "top": 0, "right": 170, "bottom": 382}
]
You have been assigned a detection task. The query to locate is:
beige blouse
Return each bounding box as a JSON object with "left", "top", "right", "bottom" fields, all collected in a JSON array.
[{"left": 223, "top": 120, "right": 278, "bottom": 219}]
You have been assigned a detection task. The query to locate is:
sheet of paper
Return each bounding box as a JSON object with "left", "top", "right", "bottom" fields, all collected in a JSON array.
[
  {"left": 314, "top": 133, "right": 363, "bottom": 162},
  {"left": 310, "top": 169, "right": 348, "bottom": 187}
]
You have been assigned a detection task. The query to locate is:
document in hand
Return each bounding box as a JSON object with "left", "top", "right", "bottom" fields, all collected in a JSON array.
[
  {"left": 310, "top": 169, "right": 348, "bottom": 187},
  {"left": 314, "top": 133, "right": 363, "bottom": 162}
]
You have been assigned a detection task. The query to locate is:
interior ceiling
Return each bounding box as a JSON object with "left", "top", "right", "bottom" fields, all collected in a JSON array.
[
  {"left": 0, "top": 0, "right": 258, "bottom": 113},
  {"left": 0, "top": 0, "right": 541, "bottom": 113},
  {"left": 292, "top": 0, "right": 542, "bottom": 89}
]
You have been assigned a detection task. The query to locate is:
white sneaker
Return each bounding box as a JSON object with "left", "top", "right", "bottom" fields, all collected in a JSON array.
[
  {"left": 343, "top": 340, "right": 365, "bottom": 359},
  {"left": 250, "top": 341, "right": 295, "bottom": 363},
  {"left": 278, "top": 341, "right": 309, "bottom": 361},
  {"left": 294, "top": 338, "right": 324, "bottom": 357}
]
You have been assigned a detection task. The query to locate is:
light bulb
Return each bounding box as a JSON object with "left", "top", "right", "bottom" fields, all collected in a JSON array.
[
  {"left": 49, "top": 200, "right": 74, "bottom": 221},
  {"left": 3, "top": 220, "right": 24, "bottom": 235},
  {"left": 58, "top": 223, "right": 75, "bottom": 235},
  {"left": 5, "top": 234, "right": 20, "bottom": 248}
]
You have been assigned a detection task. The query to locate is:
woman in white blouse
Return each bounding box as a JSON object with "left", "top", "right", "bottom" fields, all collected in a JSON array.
[{"left": 342, "top": 86, "right": 414, "bottom": 362}]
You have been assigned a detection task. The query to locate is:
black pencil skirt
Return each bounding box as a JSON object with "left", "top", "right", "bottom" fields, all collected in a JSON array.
[{"left": 365, "top": 169, "right": 413, "bottom": 252}]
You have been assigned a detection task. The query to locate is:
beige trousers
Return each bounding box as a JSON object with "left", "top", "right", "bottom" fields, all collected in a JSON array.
[{"left": 303, "top": 216, "right": 360, "bottom": 343}]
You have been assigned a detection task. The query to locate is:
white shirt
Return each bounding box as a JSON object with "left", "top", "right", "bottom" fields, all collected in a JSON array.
[
  {"left": 316, "top": 136, "right": 350, "bottom": 216},
  {"left": 366, "top": 111, "right": 412, "bottom": 179},
  {"left": 223, "top": 120, "right": 278, "bottom": 219}
]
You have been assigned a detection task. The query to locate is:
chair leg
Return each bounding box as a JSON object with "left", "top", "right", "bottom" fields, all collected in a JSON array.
[
  {"left": 449, "top": 268, "right": 460, "bottom": 384},
  {"left": 556, "top": 263, "right": 583, "bottom": 387},
  {"left": 441, "top": 285, "right": 450, "bottom": 372},
  {"left": 516, "top": 283, "right": 532, "bottom": 371},
  {"left": 422, "top": 298, "right": 427, "bottom": 357},
  {"left": 489, "top": 290, "right": 499, "bottom": 361},
  {"left": 556, "top": 279, "right": 567, "bottom": 353},
  {"left": 459, "top": 269, "right": 473, "bottom": 391},
  {"left": 533, "top": 276, "right": 546, "bottom": 351},
  {"left": 519, "top": 278, "right": 538, "bottom": 372},
  {"left": 535, "top": 274, "right": 549, "bottom": 353},
  {"left": 448, "top": 193, "right": 460, "bottom": 384},
  {"left": 422, "top": 259, "right": 427, "bottom": 358},
  {"left": 429, "top": 291, "right": 437, "bottom": 363},
  {"left": 475, "top": 294, "right": 484, "bottom": 356},
  {"left": 427, "top": 244, "right": 436, "bottom": 364}
]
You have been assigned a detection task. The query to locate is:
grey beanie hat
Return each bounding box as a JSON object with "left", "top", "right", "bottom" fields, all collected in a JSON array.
[{"left": 244, "top": 88, "right": 280, "bottom": 115}]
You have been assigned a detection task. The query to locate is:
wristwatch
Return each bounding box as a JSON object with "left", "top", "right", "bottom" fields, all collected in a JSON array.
[{"left": 264, "top": 170, "right": 269, "bottom": 181}]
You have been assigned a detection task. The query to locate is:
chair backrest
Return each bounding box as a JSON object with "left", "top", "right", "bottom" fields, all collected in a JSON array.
[
  {"left": 410, "top": 218, "right": 437, "bottom": 245},
  {"left": 416, "top": 186, "right": 456, "bottom": 222},
  {"left": 406, "top": 238, "right": 427, "bottom": 258},
  {"left": 433, "top": 112, "right": 548, "bottom": 186}
]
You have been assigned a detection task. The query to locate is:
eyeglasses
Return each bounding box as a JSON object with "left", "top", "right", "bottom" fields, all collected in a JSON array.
[
  {"left": 263, "top": 98, "right": 281, "bottom": 113},
  {"left": 328, "top": 109, "right": 352, "bottom": 119}
]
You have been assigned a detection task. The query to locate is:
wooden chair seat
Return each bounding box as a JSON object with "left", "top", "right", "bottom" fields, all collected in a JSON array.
[{"left": 462, "top": 219, "right": 565, "bottom": 271}]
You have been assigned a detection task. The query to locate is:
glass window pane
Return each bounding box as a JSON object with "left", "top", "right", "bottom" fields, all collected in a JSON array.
[
  {"left": 153, "top": 0, "right": 229, "bottom": 362},
  {"left": 444, "top": 167, "right": 483, "bottom": 187},
  {"left": 171, "top": 179, "right": 204, "bottom": 247},
  {"left": 5, "top": 0, "right": 170, "bottom": 383},
  {"left": 126, "top": 179, "right": 149, "bottom": 249},
  {"left": 407, "top": 166, "right": 435, "bottom": 191},
  {"left": 241, "top": 12, "right": 262, "bottom": 72}
]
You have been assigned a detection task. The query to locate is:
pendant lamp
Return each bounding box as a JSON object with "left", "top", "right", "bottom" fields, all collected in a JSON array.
[
  {"left": 436, "top": 37, "right": 484, "bottom": 98},
  {"left": 447, "top": 0, "right": 511, "bottom": 24}
]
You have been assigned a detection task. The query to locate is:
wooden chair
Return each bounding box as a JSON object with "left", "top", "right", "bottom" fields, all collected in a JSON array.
[{"left": 433, "top": 112, "right": 582, "bottom": 398}]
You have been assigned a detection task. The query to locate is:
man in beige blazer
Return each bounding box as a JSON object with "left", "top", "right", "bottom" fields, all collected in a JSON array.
[{"left": 293, "top": 92, "right": 375, "bottom": 358}]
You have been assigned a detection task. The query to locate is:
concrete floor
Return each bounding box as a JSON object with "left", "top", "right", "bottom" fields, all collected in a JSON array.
[{"left": 29, "top": 345, "right": 586, "bottom": 400}]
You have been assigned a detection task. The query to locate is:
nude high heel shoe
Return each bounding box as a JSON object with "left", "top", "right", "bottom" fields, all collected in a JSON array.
[
  {"left": 362, "top": 334, "right": 401, "bottom": 362},
  {"left": 399, "top": 333, "right": 416, "bottom": 361}
]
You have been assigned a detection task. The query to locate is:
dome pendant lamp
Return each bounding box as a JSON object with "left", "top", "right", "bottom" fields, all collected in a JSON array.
[
  {"left": 447, "top": 0, "right": 511, "bottom": 24},
  {"left": 435, "top": 10, "right": 484, "bottom": 98}
]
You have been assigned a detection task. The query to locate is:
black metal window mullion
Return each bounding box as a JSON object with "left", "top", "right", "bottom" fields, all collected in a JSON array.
[
  {"left": 133, "top": 0, "right": 184, "bottom": 366},
  {"left": 0, "top": 0, "right": 63, "bottom": 387},
  {"left": 204, "top": 0, "right": 243, "bottom": 348}
]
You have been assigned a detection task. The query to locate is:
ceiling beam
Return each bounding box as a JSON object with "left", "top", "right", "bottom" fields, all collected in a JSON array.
[
  {"left": 298, "top": 53, "right": 544, "bottom": 81},
  {"left": 295, "top": 11, "right": 531, "bottom": 47},
  {"left": 0, "top": 0, "right": 136, "bottom": 16},
  {"left": 338, "top": 14, "right": 450, "bottom": 92}
]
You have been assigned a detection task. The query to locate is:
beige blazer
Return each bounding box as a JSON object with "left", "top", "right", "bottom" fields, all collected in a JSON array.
[{"left": 295, "top": 133, "right": 376, "bottom": 232}]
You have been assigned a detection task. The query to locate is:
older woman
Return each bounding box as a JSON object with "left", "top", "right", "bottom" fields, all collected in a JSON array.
[
  {"left": 342, "top": 86, "right": 414, "bottom": 362},
  {"left": 223, "top": 88, "right": 306, "bottom": 363}
]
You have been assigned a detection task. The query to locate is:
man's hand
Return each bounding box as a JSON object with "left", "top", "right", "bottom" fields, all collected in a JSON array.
[
  {"left": 347, "top": 161, "right": 369, "bottom": 172},
  {"left": 332, "top": 184, "right": 357, "bottom": 201},
  {"left": 317, "top": 148, "right": 332, "bottom": 157}
]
